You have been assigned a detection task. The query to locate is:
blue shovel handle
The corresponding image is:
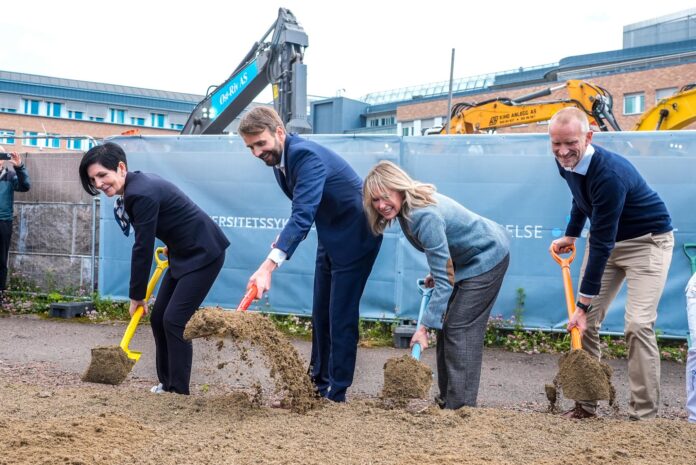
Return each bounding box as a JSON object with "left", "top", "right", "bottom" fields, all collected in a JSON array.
[{"left": 411, "top": 279, "right": 433, "bottom": 360}]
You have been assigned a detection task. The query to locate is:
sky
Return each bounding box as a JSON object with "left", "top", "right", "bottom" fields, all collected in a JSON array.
[{"left": 1, "top": 0, "right": 695, "bottom": 102}]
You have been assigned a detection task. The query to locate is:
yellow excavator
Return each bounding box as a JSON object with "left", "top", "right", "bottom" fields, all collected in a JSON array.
[
  {"left": 633, "top": 84, "right": 696, "bottom": 130},
  {"left": 438, "top": 79, "right": 622, "bottom": 134}
]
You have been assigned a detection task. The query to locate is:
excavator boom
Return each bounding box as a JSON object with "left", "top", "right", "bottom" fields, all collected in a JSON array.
[
  {"left": 441, "top": 80, "right": 621, "bottom": 134},
  {"left": 633, "top": 84, "right": 696, "bottom": 131},
  {"left": 181, "top": 8, "right": 310, "bottom": 135}
]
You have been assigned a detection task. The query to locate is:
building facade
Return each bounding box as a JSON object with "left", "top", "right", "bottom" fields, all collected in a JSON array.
[
  {"left": 0, "top": 70, "right": 202, "bottom": 152},
  {"left": 312, "top": 8, "right": 696, "bottom": 135}
]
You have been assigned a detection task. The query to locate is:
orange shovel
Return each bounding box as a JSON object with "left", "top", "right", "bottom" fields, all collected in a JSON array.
[
  {"left": 237, "top": 284, "right": 258, "bottom": 311},
  {"left": 550, "top": 245, "right": 582, "bottom": 351}
]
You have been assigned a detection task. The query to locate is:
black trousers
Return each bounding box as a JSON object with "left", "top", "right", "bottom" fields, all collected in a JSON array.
[
  {"left": 149, "top": 253, "right": 225, "bottom": 394},
  {"left": 0, "top": 220, "right": 13, "bottom": 291}
]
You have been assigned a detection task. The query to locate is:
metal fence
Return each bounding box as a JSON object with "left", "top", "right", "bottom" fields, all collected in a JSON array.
[{"left": 7, "top": 152, "right": 98, "bottom": 293}]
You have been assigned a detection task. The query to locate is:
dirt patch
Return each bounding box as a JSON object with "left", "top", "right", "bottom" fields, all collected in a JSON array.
[
  {"left": 81, "top": 345, "right": 134, "bottom": 385},
  {"left": 382, "top": 354, "right": 432, "bottom": 399},
  {"left": 1, "top": 370, "right": 695, "bottom": 465},
  {"left": 184, "top": 308, "right": 319, "bottom": 413},
  {"left": 555, "top": 349, "right": 614, "bottom": 403}
]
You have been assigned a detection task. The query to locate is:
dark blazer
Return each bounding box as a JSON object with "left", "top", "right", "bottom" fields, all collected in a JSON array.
[
  {"left": 123, "top": 171, "right": 230, "bottom": 299},
  {"left": 273, "top": 134, "right": 380, "bottom": 266}
]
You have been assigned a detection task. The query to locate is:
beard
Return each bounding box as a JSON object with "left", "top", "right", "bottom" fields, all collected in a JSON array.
[{"left": 260, "top": 149, "right": 282, "bottom": 166}]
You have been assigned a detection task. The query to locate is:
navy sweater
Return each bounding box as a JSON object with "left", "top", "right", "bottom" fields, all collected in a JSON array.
[{"left": 558, "top": 144, "right": 672, "bottom": 295}]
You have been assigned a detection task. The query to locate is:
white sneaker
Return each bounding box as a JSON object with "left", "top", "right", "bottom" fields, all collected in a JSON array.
[{"left": 150, "top": 383, "right": 165, "bottom": 394}]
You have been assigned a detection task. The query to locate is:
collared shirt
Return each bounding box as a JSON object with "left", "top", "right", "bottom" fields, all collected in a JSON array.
[
  {"left": 563, "top": 144, "right": 595, "bottom": 175},
  {"left": 268, "top": 146, "right": 287, "bottom": 267}
]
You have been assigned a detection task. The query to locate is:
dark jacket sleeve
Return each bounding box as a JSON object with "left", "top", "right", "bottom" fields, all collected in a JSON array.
[
  {"left": 275, "top": 150, "right": 327, "bottom": 260},
  {"left": 11, "top": 165, "right": 30, "bottom": 192},
  {"left": 128, "top": 194, "right": 159, "bottom": 300}
]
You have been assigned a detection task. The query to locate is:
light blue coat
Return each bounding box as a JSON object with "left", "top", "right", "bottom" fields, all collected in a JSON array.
[{"left": 398, "top": 193, "right": 509, "bottom": 329}]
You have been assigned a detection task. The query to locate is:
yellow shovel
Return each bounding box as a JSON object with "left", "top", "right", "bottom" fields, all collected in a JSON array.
[{"left": 119, "top": 247, "right": 169, "bottom": 361}]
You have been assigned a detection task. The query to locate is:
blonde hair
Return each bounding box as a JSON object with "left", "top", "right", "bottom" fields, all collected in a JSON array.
[{"left": 363, "top": 160, "right": 437, "bottom": 235}]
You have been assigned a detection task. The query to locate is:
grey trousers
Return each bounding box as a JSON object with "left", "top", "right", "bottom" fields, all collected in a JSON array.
[{"left": 436, "top": 254, "right": 509, "bottom": 409}]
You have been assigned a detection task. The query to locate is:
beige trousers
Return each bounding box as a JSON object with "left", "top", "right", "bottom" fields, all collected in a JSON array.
[{"left": 578, "top": 231, "right": 674, "bottom": 419}]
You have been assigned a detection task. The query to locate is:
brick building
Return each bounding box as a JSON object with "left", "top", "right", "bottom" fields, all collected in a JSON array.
[
  {"left": 0, "top": 70, "right": 202, "bottom": 152},
  {"left": 311, "top": 8, "right": 696, "bottom": 135}
]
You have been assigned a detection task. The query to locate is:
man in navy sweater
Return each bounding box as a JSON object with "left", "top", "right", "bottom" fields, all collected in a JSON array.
[{"left": 548, "top": 108, "right": 673, "bottom": 420}]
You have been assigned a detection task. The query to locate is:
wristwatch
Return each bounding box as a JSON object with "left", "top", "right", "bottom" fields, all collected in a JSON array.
[{"left": 576, "top": 301, "right": 592, "bottom": 314}]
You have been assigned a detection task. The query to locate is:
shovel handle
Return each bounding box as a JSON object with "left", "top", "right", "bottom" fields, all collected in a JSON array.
[
  {"left": 237, "top": 284, "right": 258, "bottom": 312},
  {"left": 410, "top": 279, "right": 433, "bottom": 361},
  {"left": 119, "top": 247, "right": 170, "bottom": 355},
  {"left": 685, "top": 243, "right": 696, "bottom": 274},
  {"left": 550, "top": 245, "right": 583, "bottom": 351}
]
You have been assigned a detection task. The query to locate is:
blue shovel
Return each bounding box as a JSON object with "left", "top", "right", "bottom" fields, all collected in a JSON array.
[{"left": 411, "top": 279, "right": 434, "bottom": 360}]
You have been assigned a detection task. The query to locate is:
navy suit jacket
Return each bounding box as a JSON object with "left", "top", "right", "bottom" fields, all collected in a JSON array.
[
  {"left": 123, "top": 171, "right": 230, "bottom": 300},
  {"left": 273, "top": 134, "right": 381, "bottom": 266}
]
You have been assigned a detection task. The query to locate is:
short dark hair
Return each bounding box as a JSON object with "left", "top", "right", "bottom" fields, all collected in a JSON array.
[
  {"left": 78, "top": 142, "right": 128, "bottom": 195},
  {"left": 237, "top": 106, "right": 285, "bottom": 136}
]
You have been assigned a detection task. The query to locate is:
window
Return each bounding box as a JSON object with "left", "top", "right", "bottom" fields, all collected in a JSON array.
[
  {"left": 89, "top": 116, "right": 104, "bottom": 122},
  {"left": 44, "top": 133, "right": 60, "bottom": 149},
  {"left": 151, "top": 113, "right": 165, "bottom": 128},
  {"left": 623, "top": 93, "right": 645, "bottom": 115},
  {"left": 68, "top": 111, "right": 84, "bottom": 120},
  {"left": 67, "top": 138, "right": 83, "bottom": 150},
  {"left": 0, "top": 108, "right": 17, "bottom": 113},
  {"left": 402, "top": 127, "right": 410, "bottom": 136},
  {"left": 23, "top": 99, "right": 40, "bottom": 115},
  {"left": 130, "top": 117, "right": 145, "bottom": 126},
  {"left": 0, "top": 130, "right": 15, "bottom": 144},
  {"left": 46, "top": 102, "right": 62, "bottom": 117},
  {"left": 170, "top": 123, "right": 184, "bottom": 130},
  {"left": 23, "top": 131, "right": 39, "bottom": 147},
  {"left": 110, "top": 109, "right": 126, "bottom": 124},
  {"left": 655, "top": 87, "right": 677, "bottom": 103}
]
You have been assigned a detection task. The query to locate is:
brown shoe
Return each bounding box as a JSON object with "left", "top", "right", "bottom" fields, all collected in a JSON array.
[{"left": 561, "top": 404, "right": 596, "bottom": 419}]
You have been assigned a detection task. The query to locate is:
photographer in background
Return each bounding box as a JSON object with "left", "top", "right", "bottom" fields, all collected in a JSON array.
[{"left": 0, "top": 147, "right": 30, "bottom": 299}]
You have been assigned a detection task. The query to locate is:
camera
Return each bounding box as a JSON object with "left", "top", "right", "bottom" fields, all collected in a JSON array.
[{"left": 0, "top": 153, "right": 12, "bottom": 160}]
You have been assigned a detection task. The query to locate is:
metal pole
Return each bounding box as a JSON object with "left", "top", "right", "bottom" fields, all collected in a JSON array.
[
  {"left": 91, "top": 196, "right": 98, "bottom": 293},
  {"left": 445, "top": 48, "right": 455, "bottom": 134}
]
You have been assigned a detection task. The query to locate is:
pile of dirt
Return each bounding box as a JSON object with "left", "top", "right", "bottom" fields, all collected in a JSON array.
[
  {"left": 81, "top": 345, "right": 134, "bottom": 385},
  {"left": 382, "top": 354, "right": 432, "bottom": 399},
  {"left": 184, "top": 308, "right": 319, "bottom": 413},
  {"left": 556, "top": 349, "right": 614, "bottom": 402},
  {"left": 2, "top": 373, "right": 695, "bottom": 465}
]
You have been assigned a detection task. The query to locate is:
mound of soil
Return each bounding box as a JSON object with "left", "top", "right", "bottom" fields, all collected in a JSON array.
[
  {"left": 184, "top": 308, "right": 319, "bottom": 413},
  {"left": 556, "top": 349, "right": 614, "bottom": 402},
  {"left": 81, "top": 345, "right": 134, "bottom": 385},
  {"left": 1, "top": 370, "right": 695, "bottom": 465},
  {"left": 382, "top": 354, "right": 432, "bottom": 399}
]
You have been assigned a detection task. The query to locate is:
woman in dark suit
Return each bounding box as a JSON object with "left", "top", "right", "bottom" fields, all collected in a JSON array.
[{"left": 79, "top": 142, "right": 229, "bottom": 394}]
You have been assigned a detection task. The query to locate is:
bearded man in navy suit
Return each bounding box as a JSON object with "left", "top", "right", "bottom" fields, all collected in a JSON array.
[{"left": 238, "top": 107, "right": 382, "bottom": 402}]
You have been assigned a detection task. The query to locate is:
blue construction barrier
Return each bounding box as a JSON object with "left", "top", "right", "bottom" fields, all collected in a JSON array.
[{"left": 100, "top": 131, "right": 696, "bottom": 339}]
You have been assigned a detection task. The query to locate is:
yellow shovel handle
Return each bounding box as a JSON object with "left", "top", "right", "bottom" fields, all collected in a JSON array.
[{"left": 119, "top": 247, "right": 169, "bottom": 352}]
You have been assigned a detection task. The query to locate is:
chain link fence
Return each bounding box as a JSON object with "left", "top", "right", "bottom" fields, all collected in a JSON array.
[{"left": 8, "top": 152, "right": 98, "bottom": 294}]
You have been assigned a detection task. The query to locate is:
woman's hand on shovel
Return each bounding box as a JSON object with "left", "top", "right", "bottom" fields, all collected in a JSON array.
[
  {"left": 129, "top": 299, "right": 148, "bottom": 317},
  {"left": 411, "top": 326, "right": 429, "bottom": 351}
]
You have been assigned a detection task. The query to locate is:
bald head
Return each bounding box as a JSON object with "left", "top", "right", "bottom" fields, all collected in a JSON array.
[
  {"left": 549, "top": 107, "right": 590, "bottom": 133},
  {"left": 548, "top": 107, "right": 593, "bottom": 170}
]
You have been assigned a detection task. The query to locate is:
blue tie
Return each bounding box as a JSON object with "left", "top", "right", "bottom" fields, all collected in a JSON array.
[{"left": 113, "top": 196, "right": 131, "bottom": 237}]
